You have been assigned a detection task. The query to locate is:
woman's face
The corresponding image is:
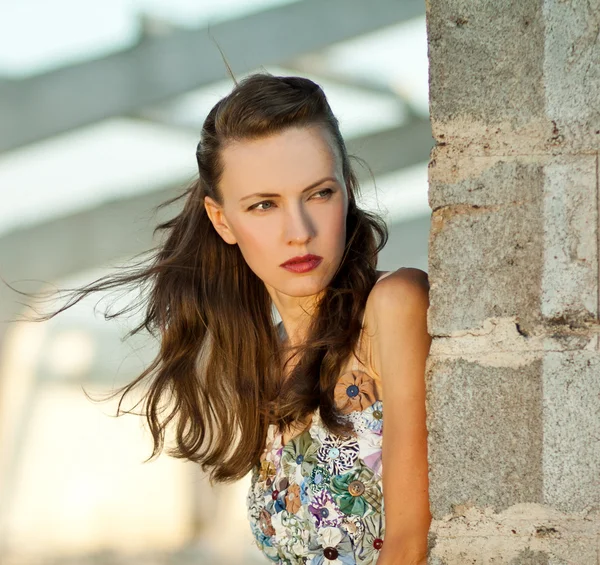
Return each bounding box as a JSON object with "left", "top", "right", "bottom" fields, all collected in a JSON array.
[{"left": 204, "top": 124, "right": 349, "bottom": 298}]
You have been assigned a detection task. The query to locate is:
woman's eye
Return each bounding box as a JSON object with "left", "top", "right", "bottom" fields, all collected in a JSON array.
[
  {"left": 249, "top": 189, "right": 333, "bottom": 212},
  {"left": 250, "top": 200, "right": 275, "bottom": 212},
  {"left": 313, "top": 188, "right": 334, "bottom": 199}
]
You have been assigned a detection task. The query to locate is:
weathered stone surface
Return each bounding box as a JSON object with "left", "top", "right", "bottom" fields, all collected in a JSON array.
[
  {"left": 426, "top": 0, "right": 546, "bottom": 130},
  {"left": 543, "top": 0, "right": 600, "bottom": 152},
  {"left": 428, "top": 154, "right": 598, "bottom": 336},
  {"left": 426, "top": 0, "right": 600, "bottom": 154},
  {"left": 540, "top": 155, "right": 598, "bottom": 324},
  {"left": 428, "top": 155, "right": 545, "bottom": 210},
  {"left": 425, "top": 0, "right": 600, "bottom": 562},
  {"left": 429, "top": 504, "right": 600, "bottom": 564},
  {"left": 428, "top": 198, "right": 544, "bottom": 336},
  {"left": 509, "top": 549, "right": 550, "bottom": 565},
  {"left": 542, "top": 351, "right": 600, "bottom": 512},
  {"left": 426, "top": 357, "right": 544, "bottom": 517}
]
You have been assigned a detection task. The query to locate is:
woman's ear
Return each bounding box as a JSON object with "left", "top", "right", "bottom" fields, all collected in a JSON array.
[{"left": 204, "top": 196, "right": 237, "bottom": 245}]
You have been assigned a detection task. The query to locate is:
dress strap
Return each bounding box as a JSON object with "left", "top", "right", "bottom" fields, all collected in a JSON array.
[{"left": 353, "top": 270, "right": 394, "bottom": 371}]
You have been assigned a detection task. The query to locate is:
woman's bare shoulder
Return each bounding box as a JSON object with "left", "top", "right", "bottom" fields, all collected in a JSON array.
[
  {"left": 369, "top": 267, "right": 429, "bottom": 308},
  {"left": 364, "top": 267, "right": 431, "bottom": 384},
  {"left": 363, "top": 267, "right": 430, "bottom": 339}
]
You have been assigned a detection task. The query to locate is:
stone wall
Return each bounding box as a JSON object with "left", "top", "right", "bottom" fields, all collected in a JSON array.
[{"left": 425, "top": 0, "right": 600, "bottom": 563}]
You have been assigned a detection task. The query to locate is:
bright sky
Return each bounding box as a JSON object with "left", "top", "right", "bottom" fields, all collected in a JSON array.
[
  {"left": 0, "top": 0, "right": 299, "bottom": 76},
  {"left": 0, "top": 0, "right": 430, "bottom": 235}
]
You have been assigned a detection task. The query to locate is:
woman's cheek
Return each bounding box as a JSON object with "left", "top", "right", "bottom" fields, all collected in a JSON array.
[{"left": 232, "top": 217, "right": 279, "bottom": 269}]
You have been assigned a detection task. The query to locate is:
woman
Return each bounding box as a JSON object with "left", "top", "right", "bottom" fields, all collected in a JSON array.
[{"left": 32, "top": 73, "right": 431, "bottom": 564}]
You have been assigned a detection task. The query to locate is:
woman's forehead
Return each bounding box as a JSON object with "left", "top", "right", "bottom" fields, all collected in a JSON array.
[{"left": 219, "top": 126, "right": 343, "bottom": 197}]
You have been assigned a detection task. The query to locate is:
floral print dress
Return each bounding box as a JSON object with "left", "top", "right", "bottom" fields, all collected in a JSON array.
[{"left": 247, "top": 274, "right": 391, "bottom": 564}]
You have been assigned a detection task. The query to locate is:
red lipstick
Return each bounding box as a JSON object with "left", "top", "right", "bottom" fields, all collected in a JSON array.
[{"left": 280, "top": 254, "right": 323, "bottom": 273}]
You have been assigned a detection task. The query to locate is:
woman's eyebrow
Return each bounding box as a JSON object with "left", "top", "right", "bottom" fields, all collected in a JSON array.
[{"left": 239, "top": 176, "right": 338, "bottom": 203}]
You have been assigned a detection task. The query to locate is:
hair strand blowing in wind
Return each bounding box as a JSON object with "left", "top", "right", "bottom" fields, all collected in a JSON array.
[{"left": 17, "top": 72, "right": 388, "bottom": 484}]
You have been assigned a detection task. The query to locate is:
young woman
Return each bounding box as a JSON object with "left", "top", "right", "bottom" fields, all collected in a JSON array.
[{"left": 33, "top": 73, "right": 432, "bottom": 564}]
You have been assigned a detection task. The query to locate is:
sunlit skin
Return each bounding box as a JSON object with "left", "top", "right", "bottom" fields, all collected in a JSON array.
[
  {"left": 204, "top": 123, "right": 431, "bottom": 565},
  {"left": 204, "top": 124, "right": 348, "bottom": 348}
]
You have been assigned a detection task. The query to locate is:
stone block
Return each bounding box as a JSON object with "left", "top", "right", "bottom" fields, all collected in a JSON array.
[
  {"left": 428, "top": 155, "right": 545, "bottom": 210},
  {"left": 542, "top": 351, "right": 600, "bottom": 512},
  {"left": 543, "top": 0, "right": 600, "bottom": 152},
  {"left": 428, "top": 154, "right": 598, "bottom": 336},
  {"left": 426, "top": 357, "right": 544, "bottom": 517},
  {"left": 428, "top": 199, "right": 544, "bottom": 335},
  {"left": 426, "top": 0, "right": 600, "bottom": 153},
  {"left": 426, "top": 0, "right": 545, "bottom": 129},
  {"left": 540, "top": 156, "right": 598, "bottom": 324},
  {"left": 428, "top": 504, "right": 600, "bottom": 564}
]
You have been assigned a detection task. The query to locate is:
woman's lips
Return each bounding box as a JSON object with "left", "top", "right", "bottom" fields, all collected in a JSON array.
[{"left": 280, "top": 255, "right": 323, "bottom": 273}]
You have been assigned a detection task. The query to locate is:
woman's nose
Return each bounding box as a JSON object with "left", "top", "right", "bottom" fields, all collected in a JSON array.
[{"left": 284, "top": 203, "right": 315, "bottom": 244}]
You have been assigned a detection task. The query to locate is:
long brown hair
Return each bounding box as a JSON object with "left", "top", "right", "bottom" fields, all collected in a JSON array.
[{"left": 18, "top": 73, "right": 388, "bottom": 483}]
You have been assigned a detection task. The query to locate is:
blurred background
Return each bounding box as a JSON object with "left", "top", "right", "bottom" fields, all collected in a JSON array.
[{"left": 0, "top": 0, "right": 432, "bottom": 563}]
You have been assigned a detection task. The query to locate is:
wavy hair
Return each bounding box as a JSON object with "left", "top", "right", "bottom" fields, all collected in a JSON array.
[{"left": 23, "top": 72, "right": 388, "bottom": 483}]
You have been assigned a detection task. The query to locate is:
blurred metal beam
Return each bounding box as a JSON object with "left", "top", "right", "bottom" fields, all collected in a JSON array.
[
  {"left": 286, "top": 58, "right": 407, "bottom": 99},
  {"left": 0, "top": 0, "right": 425, "bottom": 153},
  {"left": 346, "top": 115, "right": 432, "bottom": 177}
]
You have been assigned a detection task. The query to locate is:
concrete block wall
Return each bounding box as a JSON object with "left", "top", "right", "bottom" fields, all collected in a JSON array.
[{"left": 425, "top": 0, "right": 600, "bottom": 563}]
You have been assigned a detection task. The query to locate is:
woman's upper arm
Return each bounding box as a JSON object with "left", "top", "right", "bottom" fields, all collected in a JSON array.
[{"left": 367, "top": 267, "right": 432, "bottom": 558}]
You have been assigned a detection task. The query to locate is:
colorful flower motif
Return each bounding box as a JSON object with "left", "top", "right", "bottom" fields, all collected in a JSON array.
[
  {"left": 271, "top": 509, "right": 312, "bottom": 562},
  {"left": 258, "top": 459, "right": 276, "bottom": 488},
  {"left": 308, "top": 465, "right": 331, "bottom": 493},
  {"left": 281, "top": 429, "right": 319, "bottom": 481},
  {"left": 333, "top": 371, "right": 379, "bottom": 414},
  {"left": 247, "top": 471, "right": 281, "bottom": 562},
  {"left": 317, "top": 435, "right": 360, "bottom": 476},
  {"left": 308, "top": 527, "right": 355, "bottom": 565},
  {"left": 259, "top": 507, "right": 276, "bottom": 536},
  {"left": 248, "top": 389, "right": 386, "bottom": 564},
  {"left": 344, "top": 404, "right": 384, "bottom": 477},
  {"left": 273, "top": 495, "right": 286, "bottom": 513},
  {"left": 363, "top": 401, "right": 384, "bottom": 434},
  {"left": 356, "top": 429, "right": 383, "bottom": 478},
  {"left": 247, "top": 467, "right": 265, "bottom": 520},
  {"left": 356, "top": 512, "right": 386, "bottom": 565},
  {"left": 285, "top": 483, "right": 302, "bottom": 514},
  {"left": 329, "top": 464, "right": 383, "bottom": 517},
  {"left": 346, "top": 410, "right": 368, "bottom": 434},
  {"left": 341, "top": 515, "right": 365, "bottom": 543},
  {"left": 359, "top": 444, "right": 382, "bottom": 478},
  {"left": 251, "top": 529, "right": 280, "bottom": 563},
  {"left": 308, "top": 489, "right": 344, "bottom": 529}
]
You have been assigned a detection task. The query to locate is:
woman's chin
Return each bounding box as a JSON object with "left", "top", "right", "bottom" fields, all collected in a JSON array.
[{"left": 265, "top": 275, "right": 329, "bottom": 298}]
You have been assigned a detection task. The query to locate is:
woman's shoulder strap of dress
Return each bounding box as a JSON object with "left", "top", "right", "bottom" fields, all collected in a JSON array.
[
  {"left": 359, "top": 270, "right": 394, "bottom": 326},
  {"left": 353, "top": 270, "right": 397, "bottom": 372}
]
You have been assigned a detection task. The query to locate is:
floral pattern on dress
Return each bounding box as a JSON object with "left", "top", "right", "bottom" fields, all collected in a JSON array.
[
  {"left": 271, "top": 508, "right": 313, "bottom": 562},
  {"left": 329, "top": 463, "right": 383, "bottom": 516},
  {"left": 362, "top": 401, "right": 384, "bottom": 434},
  {"left": 356, "top": 513, "right": 386, "bottom": 565},
  {"left": 316, "top": 435, "right": 360, "bottom": 476},
  {"left": 333, "top": 371, "right": 379, "bottom": 414},
  {"left": 285, "top": 483, "right": 302, "bottom": 514},
  {"left": 346, "top": 401, "right": 384, "bottom": 476},
  {"left": 341, "top": 515, "right": 365, "bottom": 543},
  {"left": 308, "top": 489, "right": 344, "bottom": 529},
  {"left": 308, "top": 465, "right": 332, "bottom": 493},
  {"left": 247, "top": 398, "right": 386, "bottom": 564},
  {"left": 308, "top": 527, "right": 355, "bottom": 565},
  {"left": 282, "top": 429, "right": 319, "bottom": 483}
]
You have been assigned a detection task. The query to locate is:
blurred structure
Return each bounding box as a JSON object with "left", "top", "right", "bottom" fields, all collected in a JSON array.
[{"left": 0, "top": 1, "right": 432, "bottom": 563}]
